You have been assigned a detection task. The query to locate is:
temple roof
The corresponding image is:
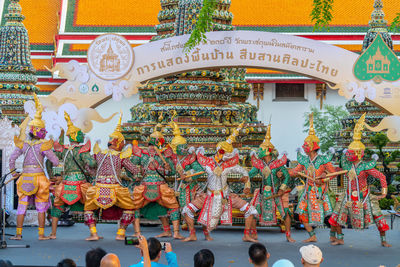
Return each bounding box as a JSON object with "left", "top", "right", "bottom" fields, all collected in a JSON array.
[{"left": 1, "top": 0, "right": 399, "bottom": 93}]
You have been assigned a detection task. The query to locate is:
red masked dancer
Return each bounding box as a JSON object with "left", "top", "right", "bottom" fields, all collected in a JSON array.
[
  {"left": 289, "top": 113, "right": 337, "bottom": 243},
  {"left": 328, "top": 113, "right": 391, "bottom": 247}
]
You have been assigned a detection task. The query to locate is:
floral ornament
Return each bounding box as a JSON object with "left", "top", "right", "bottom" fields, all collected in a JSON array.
[
  {"left": 67, "top": 60, "right": 90, "bottom": 83},
  {"left": 105, "top": 80, "right": 131, "bottom": 101}
]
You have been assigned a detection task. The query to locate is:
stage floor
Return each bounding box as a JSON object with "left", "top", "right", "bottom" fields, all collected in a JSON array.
[{"left": 1, "top": 221, "right": 399, "bottom": 267}]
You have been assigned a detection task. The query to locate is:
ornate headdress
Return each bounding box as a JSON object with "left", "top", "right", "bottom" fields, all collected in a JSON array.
[
  {"left": 28, "top": 93, "right": 45, "bottom": 130},
  {"left": 216, "top": 123, "right": 244, "bottom": 153},
  {"left": 260, "top": 124, "right": 275, "bottom": 151},
  {"left": 169, "top": 121, "right": 187, "bottom": 153},
  {"left": 150, "top": 123, "right": 164, "bottom": 140},
  {"left": 348, "top": 113, "right": 366, "bottom": 159},
  {"left": 109, "top": 112, "right": 125, "bottom": 144},
  {"left": 64, "top": 111, "right": 81, "bottom": 139},
  {"left": 304, "top": 113, "right": 320, "bottom": 150}
]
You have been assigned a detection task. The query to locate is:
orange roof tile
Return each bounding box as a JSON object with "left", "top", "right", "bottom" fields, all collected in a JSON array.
[{"left": 20, "top": 0, "right": 60, "bottom": 45}]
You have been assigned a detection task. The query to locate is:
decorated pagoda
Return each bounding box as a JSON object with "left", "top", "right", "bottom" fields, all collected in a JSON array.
[
  {"left": 0, "top": 0, "right": 38, "bottom": 124},
  {"left": 122, "top": 0, "right": 267, "bottom": 159},
  {"left": 334, "top": 0, "right": 400, "bottom": 176}
]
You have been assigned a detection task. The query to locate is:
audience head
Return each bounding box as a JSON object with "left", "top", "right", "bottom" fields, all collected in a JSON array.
[
  {"left": 100, "top": 253, "right": 120, "bottom": 267},
  {"left": 300, "top": 245, "right": 323, "bottom": 266},
  {"left": 86, "top": 247, "right": 107, "bottom": 267},
  {"left": 272, "top": 259, "right": 295, "bottom": 267},
  {"left": 194, "top": 249, "right": 215, "bottom": 267},
  {"left": 57, "top": 259, "right": 76, "bottom": 267},
  {"left": 248, "top": 243, "right": 270, "bottom": 266},
  {"left": 0, "top": 260, "right": 13, "bottom": 267},
  {"left": 148, "top": 237, "right": 162, "bottom": 262}
]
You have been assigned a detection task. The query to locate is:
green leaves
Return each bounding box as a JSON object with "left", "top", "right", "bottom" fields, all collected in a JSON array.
[
  {"left": 370, "top": 133, "right": 389, "bottom": 151},
  {"left": 389, "top": 12, "right": 400, "bottom": 32},
  {"left": 303, "top": 104, "right": 348, "bottom": 152},
  {"left": 184, "top": 0, "right": 217, "bottom": 53},
  {"left": 311, "top": 0, "right": 334, "bottom": 31}
]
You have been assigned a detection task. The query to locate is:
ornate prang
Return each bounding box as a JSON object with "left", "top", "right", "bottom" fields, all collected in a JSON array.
[
  {"left": 122, "top": 0, "right": 266, "bottom": 160},
  {"left": 0, "top": 0, "right": 38, "bottom": 125}
]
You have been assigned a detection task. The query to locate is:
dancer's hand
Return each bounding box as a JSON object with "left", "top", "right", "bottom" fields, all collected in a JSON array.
[{"left": 243, "top": 187, "right": 251, "bottom": 195}]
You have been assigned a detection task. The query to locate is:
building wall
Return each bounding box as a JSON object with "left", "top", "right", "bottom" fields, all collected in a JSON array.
[
  {"left": 88, "top": 83, "right": 347, "bottom": 160},
  {"left": 248, "top": 84, "right": 347, "bottom": 159}
]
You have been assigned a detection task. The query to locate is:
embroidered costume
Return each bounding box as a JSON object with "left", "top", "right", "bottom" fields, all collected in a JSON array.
[
  {"left": 9, "top": 94, "right": 59, "bottom": 239},
  {"left": 131, "top": 124, "right": 183, "bottom": 239},
  {"left": 328, "top": 113, "right": 390, "bottom": 246},
  {"left": 182, "top": 123, "right": 257, "bottom": 242},
  {"left": 248, "top": 124, "right": 295, "bottom": 242},
  {"left": 84, "top": 113, "right": 140, "bottom": 240},
  {"left": 49, "top": 112, "right": 97, "bottom": 238},
  {"left": 289, "top": 113, "right": 336, "bottom": 242}
]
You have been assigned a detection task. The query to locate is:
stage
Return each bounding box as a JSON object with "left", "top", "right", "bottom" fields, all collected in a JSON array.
[{"left": 1, "top": 221, "right": 399, "bottom": 267}]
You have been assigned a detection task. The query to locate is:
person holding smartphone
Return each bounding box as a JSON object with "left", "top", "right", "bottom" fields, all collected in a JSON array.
[{"left": 129, "top": 237, "right": 177, "bottom": 267}]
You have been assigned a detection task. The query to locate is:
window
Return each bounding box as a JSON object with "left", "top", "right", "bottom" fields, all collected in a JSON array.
[{"left": 274, "top": 83, "right": 306, "bottom": 101}]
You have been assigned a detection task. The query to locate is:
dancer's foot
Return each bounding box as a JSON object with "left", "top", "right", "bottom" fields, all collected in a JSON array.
[
  {"left": 243, "top": 235, "right": 258, "bottom": 242},
  {"left": 38, "top": 235, "right": 50, "bottom": 241},
  {"left": 9, "top": 235, "right": 22, "bottom": 240},
  {"left": 85, "top": 233, "right": 101, "bottom": 241},
  {"left": 182, "top": 234, "right": 197, "bottom": 242},
  {"left": 204, "top": 235, "right": 213, "bottom": 241},
  {"left": 173, "top": 232, "right": 184, "bottom": 240},
  {"left": 155, "top": 231, "right": 172, "bottom": 238},
  {"left": 381, "top": 241, "right": 392, "bottom": 247},
  {"left": 115, "top": 234, "right": 125, "bottom": 241},
  {"left": 302, "top": 235, "right": 317, "bottom": 243},
  {"left": 48, "top": 233, "right": 57, "bottom": 240},
  {"left": 330, "top": 236, "right": 337, "bottom": 243},
  {"left": 331, "top": 239, "right": 344, "bottom": 246},
  {"left": 286, "top": 235, "right": 296, "bottom": 243}
]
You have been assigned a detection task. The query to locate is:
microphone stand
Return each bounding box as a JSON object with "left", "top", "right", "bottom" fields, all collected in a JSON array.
[{"left": 0, "top": 170, "right": 30, "bottom": 249}]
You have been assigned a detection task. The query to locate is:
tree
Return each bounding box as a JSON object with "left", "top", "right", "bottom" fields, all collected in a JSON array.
[
  {"left": 303, "top": 105, "right": 348, "bottom": 152},
  {"left": 364, "top": 133, "right": 400, "bottom": 185}
]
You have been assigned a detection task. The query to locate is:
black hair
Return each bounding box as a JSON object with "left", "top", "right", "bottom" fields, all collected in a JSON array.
[
  {"left": 0, "top": 260, "right": 13, "bottom": 267},
  {"left": 85, "top": 247, "right": 107, "bottom": 267},
  {"left": 248, "top": 243, "right": 267, "bottom": 266},
  {"left": 57, "top": 258, "right": 76, "bottom": 267},
  {"left": 148, "top": 237, "right": 162, "bottom": 260},
  {"left": 194, "top": 249, "right": 215, "bottom": 267}
]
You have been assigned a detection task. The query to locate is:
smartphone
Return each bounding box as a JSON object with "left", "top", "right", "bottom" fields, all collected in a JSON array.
[
  {"left": 160, "top": 242, "right": 166, "bottom": 251},
  {"left": 125, "top": 236, "right": 139, "bottom": 246}
]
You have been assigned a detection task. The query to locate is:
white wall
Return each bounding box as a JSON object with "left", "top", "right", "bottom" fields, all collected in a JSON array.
[
  {"left": 248, "top": 83, "right": 347, "bottom": 160},
  {"left": 89, "top": 84, "right": 347, "bottom": 160},
  {"left": 87, "top": 93, "right": 140, "bottom": 148}
]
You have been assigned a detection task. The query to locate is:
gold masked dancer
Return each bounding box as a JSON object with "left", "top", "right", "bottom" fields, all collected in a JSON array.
[
  {"left": 84, "top": 113, "right": 140, "bottom": 241},
  {"left": 49, "top": 111, "right": 97, "bottom": 239},
  {"left": 9, "top": 94, "right": 59, "bottom": 240}
]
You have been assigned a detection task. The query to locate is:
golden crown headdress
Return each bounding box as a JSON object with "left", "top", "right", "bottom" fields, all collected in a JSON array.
[
  {"left": 304, "top": 113, "right": 320, "bottom": 147},
  {"left": 217, "top": 123, "right": 244, "bottom": 153},
  {"left": 348, "top": 113, "right": 366, "bottom": 159},
  {"left": 150, "top": 123, "right": 164, "bottom": 140},
  {"left": 28, "top": 93, "right": 45, "bottom": 129},
  {"left": 64, "top": 111, "right": 81, "bottom": 138},
  {"left": 109, "top": 112, "right": 125, "bottom": 144},
  {"left": 260, "top": 124, "right": 275, "bottom": 151},
  {"left": 169, "top": 121, "right": 187, "bottom": 153}
]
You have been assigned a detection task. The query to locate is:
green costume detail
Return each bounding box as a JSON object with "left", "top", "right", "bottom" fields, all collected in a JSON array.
[
  {"left": 249, "top": 164, "right": 291, "bottom": 225},
  {"left": 296, "top": 150, "right": 334, "bottom": 170}
]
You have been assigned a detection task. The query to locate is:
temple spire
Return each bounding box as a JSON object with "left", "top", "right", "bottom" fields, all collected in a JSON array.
[
  {"left": 362, "top": 0, "right": 393, "bottom": 51},
  {"left": 0, "top": 0, "right": 38, "bottom": 124}
]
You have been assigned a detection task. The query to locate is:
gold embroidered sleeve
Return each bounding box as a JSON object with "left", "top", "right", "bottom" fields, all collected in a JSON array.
[
  {"left": 13, "top": 136, "right": 24, "bottom": 149},
  {"left": 41, "top": 140, "right": 54, "bottom": 152},
  {"left": 120, "top": 146, "right": 133, "bottom": 159}
]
